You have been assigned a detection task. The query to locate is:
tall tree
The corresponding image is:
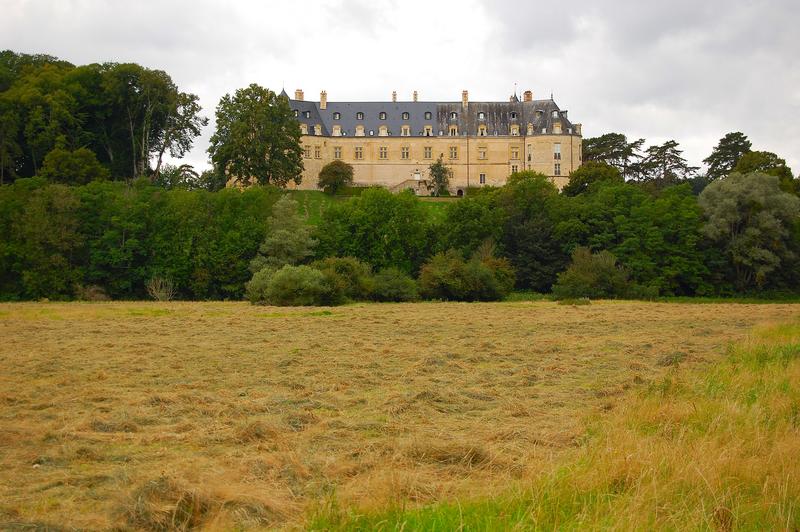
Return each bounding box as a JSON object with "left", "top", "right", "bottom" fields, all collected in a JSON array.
[
  {"left": 703, "top": 132, "right": 751, "bottom": 181},
  {"left": 561, "top": 161, "right": 623, "bottom": 196},
  {"left": 639, "top": 140, "right": 698, "bottom": 187},
  {"left": 151, "top": 91, "right": 208, "bottom": 181},
  {"left": 208, "top": 84, "right": 303, "bottom": 187},
  {"left": 733, "top": 150, "right": 795, "bottom": 193},
  {"left": 699, "top": 172, "right": 800, "bottom": 289},
  {"left": 428, "top": 156, "right": 452, "bottom": 196},
  {"left": 582, "top": 133, "right": 644, "bottom": 180}
]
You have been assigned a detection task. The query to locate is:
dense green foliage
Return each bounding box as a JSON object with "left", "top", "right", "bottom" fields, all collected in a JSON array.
[
  {"left": 247, "top": 265, "right": 343, "bottom": 306},
  {"left": 0, "top": 178, "right": 279, "bottom": 300},
  {"left": 418, "top": 249, "right": 514, "bottom": 302},
  {"left": 699, "top": 172, "right": 800, "bottom": 290},
  {"left": 427, "top": 156, "right": 452, "bottom": 196},
  {"left": 552, "top": 247, "right": 650, "bottom": 300},
  {"left": 315, "top": 188, "right": 435, "bottom": 273},
  {"left": 208, "top": 83, "right": 303, "bottom": 187},
  {"left": 317, "top": 160, "right": 353, "bottom": 195},
  {"left": 703, "top": 132, "right": 752, "bottom": 181},
  {"left": 369, "top": 268, "right": 419, "bottom": 302},
  {"left": 0, "top": 50, "right": 207, "bottom": 183}
]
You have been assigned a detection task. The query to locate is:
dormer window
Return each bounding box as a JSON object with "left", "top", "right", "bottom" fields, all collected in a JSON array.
[
  {"left": 401, "top": 125, "right": 410, "bottom": 136},
  {"left": 449, "top": 112, "right": 458, "bottom": 120},
  {"left": 333, "top": 112, "right": 341, "bottom": 120},
  {"left": 449, "top": 125, "right": 458, "bottom": 136},
  {"left": 424, "top": 111, "right": 432, "bottom": 120},
  {"left": 369, "top": 130, "right": 374, "bottom": 136},
  {"left": 379, "top": 112, "right": 387, "bottom": 120},
  {"left": 477, "top": 112, "right": 485, "bottom": 120},
  {"left": 356, "top": 112, "right": 364, "bottom": 120},
  {"left": 478, "top": 125, "right": 487, "bottom": 136},
  {"left": 402, "top": 112, "right": 410, "bottom": 120},
  {"left": 510, "top": 112, "right": 517, "bottom": 119},
  {"left": 293, "top": 110, "right": 299, "bottom": 117},
  {"left": 552, "top": 110, "right": 559, "bottom": 118},
  {"left": 303, "top": 111, "right": 311, "bottom": 119}
]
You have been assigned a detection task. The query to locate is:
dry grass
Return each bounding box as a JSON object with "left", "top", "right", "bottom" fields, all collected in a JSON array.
[{"left": 0, "top": 300, "right": 796, "bottom": 529}]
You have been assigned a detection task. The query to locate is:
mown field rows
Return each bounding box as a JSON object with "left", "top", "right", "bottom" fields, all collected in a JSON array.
[{"left": 0, "top": 301, "right": 797, "bottom": 529}]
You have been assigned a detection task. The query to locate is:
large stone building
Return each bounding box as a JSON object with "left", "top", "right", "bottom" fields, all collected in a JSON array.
[{"left": 286, "top": 88, "right": 582, "bottom": 194}]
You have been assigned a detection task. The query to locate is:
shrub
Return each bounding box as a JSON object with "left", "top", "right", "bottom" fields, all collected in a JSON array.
[
  {"left": 418, "top": 249, "right": 513, "bottom": 302},
  {"left": 552, "top": 247, "right": 650, "bottom": 300},
  {"left": 146, "top": 277, "right": 176, "bottom": 301},
  {"left": 370, "top": 268, "right": 419, "bottom": 302},
  {"left": 75, "top": 284, "right": 110, "bottom": 301},
  {"left": 311, "top": 257, "right": 372, "bottom": 300},
  {"left": 317, "top": 160, "right": 354, "bottom": 195},
  {"left": 244, "top": 268, "right": 275, "bottom": 304},
  {"left": 256, "top": 265, "right": 344, "bottom": 306}
]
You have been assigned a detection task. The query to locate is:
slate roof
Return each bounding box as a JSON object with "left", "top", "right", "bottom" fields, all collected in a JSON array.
[{"left": 285, "top": 94, "right": 578, "bottom": 138}]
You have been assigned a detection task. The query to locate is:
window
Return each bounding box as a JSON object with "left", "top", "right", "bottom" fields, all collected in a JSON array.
[
  {"left": 449, "top": 112, "right": 458, "bottom": 120},
  {"left": 554, "top": 163, "right": 561, "bottom": 176},
  {"left": 402, "top": 112, "right": 410, "bottom": 120},
  {"left": 449, "top": 146, "right": 458, "bottom": 159},
  {"left": 553, "top": 143, "right": 562, "bottom": 160},
  {"left": 293, "top": 109, "right": 299, "bottom": 117},
  {"left": 541, "top": 128, "right": 547, "bottom": 134},
  {"left": 303, "top": 145, "right": 311, "bottom": 158},
  {"left": 379, "top": 111, "right": 387, "bottom": 120},
  {"left": 423, "top": 125, "right": 433, "bottom": 136},
  {"left": 355, "top": 125, "right": 365, "bottom": 136},
  {"left": 527, "top": 144, "right": 532, "bottom": 162},
  {"left": 479, "top": 173, "right": 486, "bottom": 184},
  {"left": 300, "top": 123, "right": 308, "bottom": 134},
  {"left": 332, "top": 125, "right": 341, "bottom": 136},
  {"left": 511, "top": 147, "right": 519, "bottom": 160},
  {"left": 478, "top": 148, "right": 487, "bottom": 160},
  {"left": 354, "top": 146, "right": 363, "bottom": 160},
  {"left": 423, "top": 146, "right": 432, "bottom": 159},
  {"left": 449, "top": 126, "right": 458, "bottom": 136},
  {"left": 401, "top": 125, "right": 410, "bottom": 136},
  {"left": 401, "top": 147, "right": 409, "bottom": 160},
  {"left": 333, "top": 112, "right": 341, "bottom": 120},
  {"left": 334, "top": 146, "right": 342, "bottom": 159},
  {"left": 356, "top": 112, "right": 364, "bottom": 120},
  {"left": 379, "top": 125, "right": 388, "bottom": 136},
  {"left": 425, "top": 111, "right": 432, "bottom": 120},
  {"left": 478, "top": 125, "right": 487, "bottom": 136},
  {"left": 552, "top": 110, "right": 559, "bottom": 118},
  {"left": 477, "top": 111, "right": 485, "bottom": 120},
  {"left": 314, "top": 124, "right": 321, "bottom": 135},
  {"left": 379, "top": 146, "right": 388, "bottom": 159},
  {"left": 314, "top": 145, "right": 321, "bottom": 159},
  {"left": 553, "top": 122, "right": 562, "bottom": 134},
  {"left": 510, "top": 112, "right": 517, "bottom": 119},
  {"left": 369, "top": 130, "right": 374, "bottom": 136},
  {"left": 527, "top": 123, "right": 534, "bottom": 135},
  {"left": 511, "top": 164, "right": 519, "bottom": 173},
  {"left": 303, "top": 111, "right": 311, "bottom": 118},
  {"left": 510, "top": 124, "right": 520, "bottom": 136}
]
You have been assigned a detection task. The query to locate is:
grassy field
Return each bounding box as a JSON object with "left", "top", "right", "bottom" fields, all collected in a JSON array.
[{"left": 0, "top": 301, "right": 798, "bottom": 530}]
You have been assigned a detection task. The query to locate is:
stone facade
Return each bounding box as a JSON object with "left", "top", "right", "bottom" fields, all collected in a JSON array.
[{"left": 286, "top": 89, "right": 582, "bottom": 194}]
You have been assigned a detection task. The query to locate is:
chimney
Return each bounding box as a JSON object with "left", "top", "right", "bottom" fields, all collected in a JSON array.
[
  {"left": 392, "top": 90, "right": 397, "bottom": 102},
  {"left": 575, "top": 123, "right": 582, "bottom": 136},
  {"left": 294, "top": 89, "right": 304, "bottom": 101},
  {"left": 320, "top": 90, "right": 327, "bottom": 110},
  {"left": 462, "top": 90, "right": 468, "bottom": 108},
  {"left": 523, "top": 90, "right": 533, "bottom": 102},
  {"left": 413, "top": 90, "right": 418, "bottom": 102}
]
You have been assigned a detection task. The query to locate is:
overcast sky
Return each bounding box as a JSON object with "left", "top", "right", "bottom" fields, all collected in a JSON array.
[{"left": 2, "top": 0, "right": 798, "bottom": 173}]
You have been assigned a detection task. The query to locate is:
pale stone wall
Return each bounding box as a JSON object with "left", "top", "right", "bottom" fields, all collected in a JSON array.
[{"left": 294, "top": 133, "right": 582, "bottom": 193}]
